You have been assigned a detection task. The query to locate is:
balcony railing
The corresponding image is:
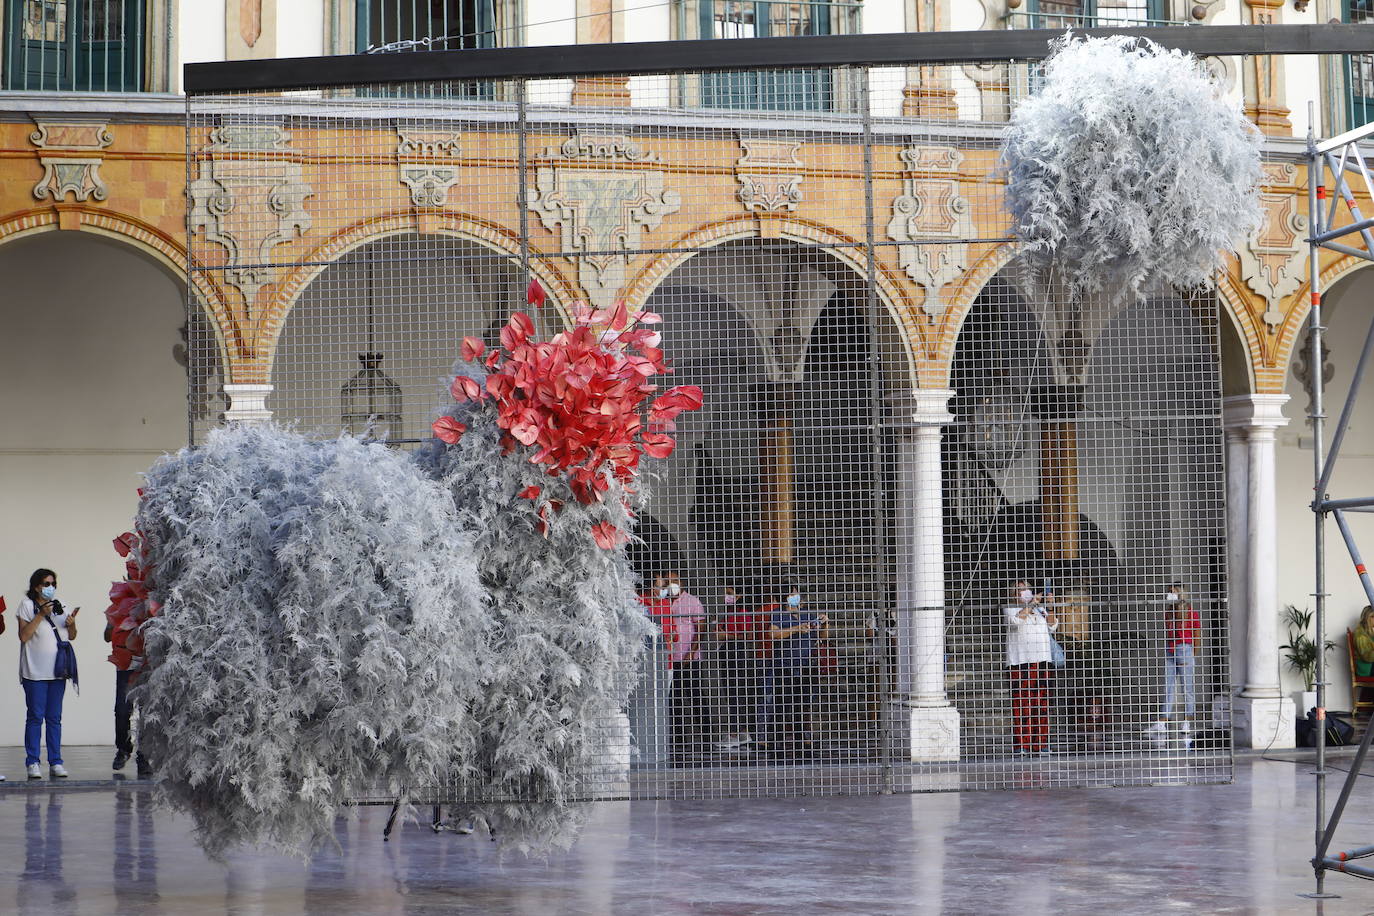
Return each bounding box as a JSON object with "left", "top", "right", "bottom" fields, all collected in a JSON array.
[{"left": 1004, "top": 11, "right": 1191, "bottom": 30}]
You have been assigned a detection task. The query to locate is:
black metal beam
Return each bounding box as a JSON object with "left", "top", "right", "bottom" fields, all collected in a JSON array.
[{"left": 185, "top": 24, "right": 1374, "bottom": 95}]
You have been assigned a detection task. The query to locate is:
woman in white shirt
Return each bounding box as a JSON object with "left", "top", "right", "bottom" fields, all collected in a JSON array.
[
  {"left": 1005, "top": 579, "right": 1057, "bottom": 758},
  {"left": 17, "top": 568, "right": 79, "bottom": 779}
]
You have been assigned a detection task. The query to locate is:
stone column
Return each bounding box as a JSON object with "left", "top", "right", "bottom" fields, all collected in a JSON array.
[
  {"left": 1222, "top": 416, "right": 1250, "bottom": 700},
  {"left": 1224, "top": 394, "right": 1294, "bottom": 748},
  {"left": 222, "top": 383, "right": 274, "bottom": 424},
  {"left": 890, "top": 388, "right": 959, "bottom": 762}
]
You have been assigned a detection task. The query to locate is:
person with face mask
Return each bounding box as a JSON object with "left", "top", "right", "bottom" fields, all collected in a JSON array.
[
  {"left": 1005, "top": 578, "right": 1057, "bottom": 758},
  {"left": 664, "top": 572, "right": 708, "bottom": 756},
  {"left": 17, "top": 568, "right": 79, "bottom": 779},
  {"left": 714, "top": 584, "right": 760, "bottom": 750},
  {"left": 1146, "top": 583, "right": 1200, "bottom": 747},
  {"left": 767, "top": 586, "right": 827, "bottom": 757},
  {"left": 640, "top": 574, "right": 677, "bottom": 671}
]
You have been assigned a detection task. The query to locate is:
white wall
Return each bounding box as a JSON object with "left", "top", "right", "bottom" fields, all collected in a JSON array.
[
  {"left": 276, "top": 0, "right": 327, "bottom": 59},
  {"left": 175, "top": 0, "right": 228, "bottom": 93},
  {"left": 1275, "top": 265, "right": 1374, "bottom": 713},
  {"left": 0, "top": 232, "right": 188, "bottom": 749}
]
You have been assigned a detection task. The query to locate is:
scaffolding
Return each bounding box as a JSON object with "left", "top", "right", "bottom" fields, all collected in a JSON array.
[{"left": 1305, "top": 111, "right": 1374, "bottom": 896}]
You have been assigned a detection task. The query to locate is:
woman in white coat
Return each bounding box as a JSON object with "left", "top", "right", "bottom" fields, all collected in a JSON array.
[{"left": 1005, "top": 579, "right": 1057, "bottom": 758}]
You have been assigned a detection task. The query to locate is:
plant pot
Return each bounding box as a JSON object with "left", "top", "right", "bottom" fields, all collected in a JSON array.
[{"left": 1294, "top": 690, "right": 1317, "bottom": 717}]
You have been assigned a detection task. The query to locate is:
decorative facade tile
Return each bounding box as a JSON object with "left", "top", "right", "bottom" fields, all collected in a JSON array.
[
  {"left": 188, "top": 123, "right": 313, "bottom": 316},
  {"left": 1240, "top": 161, "right": 1306, "bottom": 329},
  {"left": 735, "top": 135, "right": 804, "bottom": 213},
  {"left": 886, "top": 145, "right": 974, "bottom": 319},
  {"left": 528, "top": 167, "right": 680, "bottom": 308}
]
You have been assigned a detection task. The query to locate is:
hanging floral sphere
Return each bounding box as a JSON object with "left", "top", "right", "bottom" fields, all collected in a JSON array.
[
  {"left": 106, "top": 521, "right": 159, "bottom": 673},
  {"left": 1001, "top": 34, "right": 1263, "bottom": 297},
  {"left": 432, "top": 281, "right": 703, "bottom": 546}
]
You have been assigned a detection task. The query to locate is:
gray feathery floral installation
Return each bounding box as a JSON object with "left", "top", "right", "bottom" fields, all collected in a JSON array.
[
  {"left": 118, "top": 285, "right": 702, "bottom": 860},
  {"left": 132, "top": 425, "right": 489, "bottom": 860},
  {"left": 1001, "top": 34, "right": 1263, "bottom": 298}
]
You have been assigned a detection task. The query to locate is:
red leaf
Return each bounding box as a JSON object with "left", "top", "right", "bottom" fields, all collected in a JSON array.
[
  {"left": 461, "top": 336, "right": 485, "bottom": 362},
  {"left": 518, "top": 485, "right": 541, "bottom": 500},
  {"left": 641, "top": 432, "right": 676, "bottom": 459},
  {"left": 527, "top": 277, "right": 547, "bottom": 309},
  {"left": 636, "top": 310, "right": 662, "bottom": 325},
  {"left": 608, "top": 299, "right": 630, "bottom": 331},
  {"left": 536, "top": 519, "right": 550, "bottom": 539},
  {"left": 591, "top": 521, "right": 624, "bottom": 550},
  {"left": 432, "top": 416, "right": 468, "bottom": 444},
  {"left": 450, "top": 375, "right": 483, "bottom": 402},
  {"left": 113, "top": 533, "right": 136, "bottom": 558},
  {"left": 659, "top": 385, "right": 704, "bottom": 411}
]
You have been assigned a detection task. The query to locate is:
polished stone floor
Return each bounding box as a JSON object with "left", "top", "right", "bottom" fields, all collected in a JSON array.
[{"left": 0, "top": 749, "right": 1371, "bottom": 915}]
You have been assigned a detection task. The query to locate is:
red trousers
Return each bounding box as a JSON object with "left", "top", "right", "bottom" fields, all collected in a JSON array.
[{"left": 1009, "top": 662, "right": 1050, "bottom": 752}]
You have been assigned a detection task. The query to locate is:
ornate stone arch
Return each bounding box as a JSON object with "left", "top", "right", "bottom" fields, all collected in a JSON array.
[
  {"left": 1274, "top": 255, "right": 1374, "bottom": 394},
  {"left": 0, "top": 205, "right": 235, "bottom": 376},
  {"left": 625, "top": 214, "right": 924, "bottom": 389},
  {"left": 262, "top": 211, "right": 580, "bottom": 372}
]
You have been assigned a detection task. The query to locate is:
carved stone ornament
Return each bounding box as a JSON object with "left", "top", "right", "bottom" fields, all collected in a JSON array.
[
  {"left": 528, "top": 167, "right": 680, "bottom": 308},
  {"left": 886, "top": 146, "right": 974, "bottom": 319},
  {"left": 1292, "top": 337, "right": 1333, "bottom": 426},
  {"left": 735, "top": 134, "right": 804, "bottom": 213},
  {"left": 29, "top": 120, "right": 114, "bottom": 203},
  {"left": 396, "top": 126, "right": 463, "bottom": 207},
  {"left": 1240, "top": 161, "right": 1306, "bottom": 328},
  {"left": 188, "top": 123, "right": 313, "bottom": 316},
  {"left": 547, "top": 131, "right": 655, "bottom": 163}
]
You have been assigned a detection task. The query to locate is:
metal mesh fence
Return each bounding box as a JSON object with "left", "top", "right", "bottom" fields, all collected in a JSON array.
[{"left": 186, "top": 56, "right": 1230, "bottom": 801}]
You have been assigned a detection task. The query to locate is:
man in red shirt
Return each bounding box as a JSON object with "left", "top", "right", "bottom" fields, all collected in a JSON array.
[{"left": 1146, "top": 583, "right": 1200, "bottom": 746}]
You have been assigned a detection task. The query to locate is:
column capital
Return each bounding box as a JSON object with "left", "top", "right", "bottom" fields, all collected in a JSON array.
[
  {"left": 885, "top": 388, "right": 955, "bottom": 429},
  {"left": 1222, "top": 393, "right": 1290, "bottom": 431}
]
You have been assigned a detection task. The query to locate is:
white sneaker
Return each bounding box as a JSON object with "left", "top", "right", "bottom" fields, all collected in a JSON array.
[
  {"left": 50, "top": 764, "right": 68, "bottom": 778},
  {"left": 1180, "top": 721, "right": 1193, "bottom": 735},
  {"left": 26, "top": 764, "right": 41, "bottom": 780},
  {"left": 0, "top": 773, "right": 5, "bottom": 781},
  {"left": 1144, "top": 721, "right": 1168, "bottom": 735}
]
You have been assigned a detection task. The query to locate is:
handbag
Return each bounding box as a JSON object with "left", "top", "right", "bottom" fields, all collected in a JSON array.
[
  {"left": 1049, "top": 635, "right": 1066, "bottom": 669},
  {"left": 44, "top": 607, "right": 80, "bottom": 692}
]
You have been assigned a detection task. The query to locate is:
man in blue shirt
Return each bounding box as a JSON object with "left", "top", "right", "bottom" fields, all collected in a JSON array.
[{"left": 767, "top": 586, "right": 827, "bottom": 757}]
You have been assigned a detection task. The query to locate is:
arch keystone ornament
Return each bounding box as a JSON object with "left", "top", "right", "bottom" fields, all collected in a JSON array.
[
  {"left": 29, "top": 119, "right": 114, "bottom": 203},
  {"left": 735, "top": 134, "right": 804, "bottom": 213},
  {"left": 528, "top": 164, "right": 680, "bottom": 309},
  {"left": 397, "top": 126, "right": 463, "bottom": 207},
  {"left": 188, "top": 123, "right": 313, "bottom": 316},
  {"left": 886, "top": 145, "right": 974, "bottom": 319}
]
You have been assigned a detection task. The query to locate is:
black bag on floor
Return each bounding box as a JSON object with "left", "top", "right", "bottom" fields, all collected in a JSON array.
[{"left": 1296, "top": 708, "right": 1355, "bottom": 748}]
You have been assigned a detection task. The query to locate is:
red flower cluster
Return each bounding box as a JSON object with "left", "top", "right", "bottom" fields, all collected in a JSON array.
[
  {"left": 106, "top": 516, "right": 160, "bottom": 675},
  {"left": 432, "top": 281, "right": 703, "bottom": 546}
]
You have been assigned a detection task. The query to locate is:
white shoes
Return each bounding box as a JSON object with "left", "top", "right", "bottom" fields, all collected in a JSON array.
[
  {"left": 50, "top": 764, "right": 68, "bottom": 778},
  {"left": 1144, "top": 721, "right": 1168, "bottom": 735},
  {"left": 26, "top": 763, "right": 41, "bottom": 779}
]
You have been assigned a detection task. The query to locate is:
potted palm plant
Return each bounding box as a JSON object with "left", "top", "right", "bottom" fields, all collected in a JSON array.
[{"left": 1280, "top": 604, "right": 1335, "bottom": 715}]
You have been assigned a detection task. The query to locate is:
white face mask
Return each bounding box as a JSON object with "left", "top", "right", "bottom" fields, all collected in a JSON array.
[
  {"left": 1019, "top": 589, "right": 1034, "bottom": 604},
  {"left": 1166, "top": 592, "right": 1179, "bottom": 603},
  {"left": 723, "top": 595, "right": 737, "bottom": 605},
  {"left": 658, "top": 588, "right": 669, "bottom": 599},
  {"left": 668, "top": 584, "right": 681, "bottom": 597}
]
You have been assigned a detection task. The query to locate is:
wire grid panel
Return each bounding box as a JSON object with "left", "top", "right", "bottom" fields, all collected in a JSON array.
[{"left": 186, "top": 59, "right": 1231, "bottom": 802}]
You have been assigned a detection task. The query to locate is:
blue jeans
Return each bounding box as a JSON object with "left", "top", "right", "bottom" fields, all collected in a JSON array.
[
  {"left": 22, "top": 678, "right": 65, "bottom": 767},
  {"left": 1163, "top": 643, "right": 1196, "bottom": 720}
]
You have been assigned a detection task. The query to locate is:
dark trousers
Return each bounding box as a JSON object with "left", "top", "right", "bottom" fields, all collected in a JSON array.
[
  {"left": 770, "top": 665, "right": 818, "bottom": 747},
  {"left": 670, "top": 660, "right": 709, "bottom": 753},
  {"left": 114, "top": 670, "right": 134, "bottom": 755},
  {"left": 720, "top": 646, "right": 758, "bottom": 735}
]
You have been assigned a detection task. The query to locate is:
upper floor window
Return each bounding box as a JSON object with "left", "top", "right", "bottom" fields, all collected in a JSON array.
[
  {"left": 1018, "top": 0, "right": 1169, "bottom": 29},
  {"left": 1347, "top": 0, "right": 1374, "bottom": 129},
  {"left": 3, "top": 0, "right": 143, "bottom": 91},
  {"left": 685, "top": 1, "right": 862, "bottom": 112},
  {"left": 357, "top": 0, "right": 498, "bottom": 53}
]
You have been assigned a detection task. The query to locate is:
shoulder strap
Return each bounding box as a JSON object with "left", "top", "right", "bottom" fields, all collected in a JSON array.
[{"left": 42, "top": 607, "right": 68, "bottom": 644}]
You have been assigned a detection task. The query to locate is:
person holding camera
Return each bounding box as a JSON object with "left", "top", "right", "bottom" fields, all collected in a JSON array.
[
  {"left": 17, "top": 568, "right": 78, "bottom": 779},
  {"left": 767, "top": 585, "right": 827, "bottom": 757},
  {"left": 1005, "top": 578, "right": 1057, "bottom": 758}
]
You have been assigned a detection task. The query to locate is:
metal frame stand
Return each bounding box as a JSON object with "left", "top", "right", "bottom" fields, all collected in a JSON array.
[{"left": 1304, "top": 109, "right": 1374, "bottom": 897}]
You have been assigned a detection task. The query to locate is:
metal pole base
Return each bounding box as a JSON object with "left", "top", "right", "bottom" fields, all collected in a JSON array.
[{"left": 1296, "top": 892, "right": 1342, "bottom": 899}]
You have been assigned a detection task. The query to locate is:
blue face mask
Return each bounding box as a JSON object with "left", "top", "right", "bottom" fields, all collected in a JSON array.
[
  {"left": 787, "top": 594, "right": 801, "bottom": 607},
  {"left": 40, "top": 585, "right": 56, "bottom": 601}
]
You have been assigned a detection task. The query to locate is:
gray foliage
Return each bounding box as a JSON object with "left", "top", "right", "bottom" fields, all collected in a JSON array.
[
  {"left": 1001, "top": 34, "right": 1262, "bottom": 297},
  {"left": 414, "top": 364, "right": 653, "bottom": 856},
  {"left": 133, "top": 424, "right": 488, "bottom": 859}
]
